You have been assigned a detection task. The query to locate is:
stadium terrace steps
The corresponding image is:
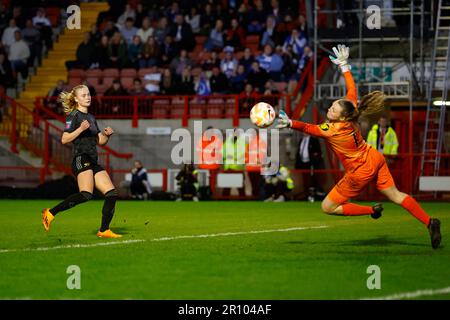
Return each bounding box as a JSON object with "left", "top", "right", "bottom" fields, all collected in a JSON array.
[{"left": 16, "top": 2, "right": 109, "bottom": 111}]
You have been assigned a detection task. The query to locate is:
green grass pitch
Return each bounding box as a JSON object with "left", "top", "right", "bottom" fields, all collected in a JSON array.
[{"left": 0, "top": 200, "right": 449, "bottom": 300}]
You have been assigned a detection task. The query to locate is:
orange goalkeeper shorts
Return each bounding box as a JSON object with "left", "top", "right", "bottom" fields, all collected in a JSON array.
[{"left": 328, "top": 148, "right": 395, "bottom": 204}]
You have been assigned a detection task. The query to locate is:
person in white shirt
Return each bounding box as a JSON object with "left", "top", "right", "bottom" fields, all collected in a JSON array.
[
  {"left": 220, "top": 46, "right": 238, "bottom": 78},
  {"left": 1, "top": 19, "right": 20, "bottom": 51},
  {"left": 136, "top": 17, "right": 154, "bottom": 43},
  {"left": 185, "top": 7, "right": 201, "bottom": 34},
  {"left": 9, "top": 30, "right": 30, "bottom": 79},
  {"left": 32, "top": 8, "right": 51, "bottom": 27},
  {"left": 143, "top": 67, "right": 162, "bottom": 94}
]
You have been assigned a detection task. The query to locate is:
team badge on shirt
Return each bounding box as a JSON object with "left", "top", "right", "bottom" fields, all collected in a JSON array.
[
  {"left": 320, "top": 123, "right": 329, "bottom": 131},
  {"left": 65, "top": 121, "right": 72, "bottom": 129}
]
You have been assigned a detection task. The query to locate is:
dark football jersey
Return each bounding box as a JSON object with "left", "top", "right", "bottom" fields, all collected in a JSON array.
[{"left": 64, "top": 110, "right": 101, "bottom": 162}]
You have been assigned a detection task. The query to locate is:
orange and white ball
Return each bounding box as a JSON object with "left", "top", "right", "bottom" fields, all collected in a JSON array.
[{"left": 250, "top": 102, "right": 276, "bottom": 128}]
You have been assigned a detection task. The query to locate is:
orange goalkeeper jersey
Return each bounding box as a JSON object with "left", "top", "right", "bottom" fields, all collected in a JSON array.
[{"left": 291, "top": 71, "right": 372, "bottom": 173}]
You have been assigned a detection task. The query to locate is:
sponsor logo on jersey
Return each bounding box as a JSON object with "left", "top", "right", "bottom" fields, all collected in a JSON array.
[{"left": 320, "top": 123, "right": 329, "bottom": 131}]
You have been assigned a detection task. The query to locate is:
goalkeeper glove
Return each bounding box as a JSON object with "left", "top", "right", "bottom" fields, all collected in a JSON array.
[
  {"left": 329, "top": 44, "right": 351, "bottom": 73},
  {"left": 275, "top": 110, "right": 292, "bottom": 129}
]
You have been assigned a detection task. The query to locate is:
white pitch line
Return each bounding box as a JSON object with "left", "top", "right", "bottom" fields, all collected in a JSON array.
[
  {"left": 360, "top": 286, "right": 450, "bottom": 300},
  {"left": 151, "top": 225, "right": 329, "bottom": 242},
  {"left": 0, "top": 225, "right": 328, "bottom": 254}
]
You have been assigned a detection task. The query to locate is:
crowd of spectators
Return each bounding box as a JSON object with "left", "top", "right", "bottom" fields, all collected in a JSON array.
[
  {"left": 66, "top": 0, "right": 313, "bottom": 98},
  {"left": 0, "top": 4, "right": 56, "bottom": 92}
]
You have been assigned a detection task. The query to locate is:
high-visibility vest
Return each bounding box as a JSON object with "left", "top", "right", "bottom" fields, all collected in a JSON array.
[
  {"left": 223, "top": 136, "right": 246, "bottom": 170},
  {"left": 196, "top": 133, "right": 222, "bottom": 170},
  {"left": 245, "top": 135, "right": 268, "bottom": 172},
  {"left": 279, "top": 166, "right": 294, "bottom": 190},
  {"left": 367, "top": 124, "right": 399, "bottom": 156}
]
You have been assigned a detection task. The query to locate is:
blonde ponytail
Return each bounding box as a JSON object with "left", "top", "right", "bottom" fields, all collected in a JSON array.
[
  {"left": 338, "top": 91, "right": 386, "bottom": 122},
  {"left": 59, "top": 85, "right": 86, "bottom": 114}
]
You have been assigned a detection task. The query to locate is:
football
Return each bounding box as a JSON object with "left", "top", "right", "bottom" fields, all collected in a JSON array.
[{"left": 250, "top": 102, "right": 276, "bottom": 128}]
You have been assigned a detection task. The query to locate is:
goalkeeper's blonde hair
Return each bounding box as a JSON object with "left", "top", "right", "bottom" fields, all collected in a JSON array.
[
  {"left": 338, "top": 91, "right": 386, "bottom": 122},
  {"left": 59, "top": 85, "right": 87, "bottom": 114}
]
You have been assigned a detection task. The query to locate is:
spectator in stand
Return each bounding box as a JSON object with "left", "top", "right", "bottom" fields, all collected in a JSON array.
[
  {"left": 102, "top": 20, "right": 119, "bottom": 39},
  {"left": 261, "top": 15, "right": 282, "bottom": 48},
  {"left": 160, "top": 68, "right": 178, "bottom": 95},
  {"left": 247, "top": 61, "right": 269, "bottom": 93},
  {"left": 128, "top": 78, "right": 149, "bottom": 96},
  {"left": 107, "top": 31, "right": 129, "bottom": 69},
  {"left": 204, "top": 19, "right": 225, "bottom": 52},
  {"left": 282, "top": 28, "right": 307, "bottom": 56},
  {"left": 1, "top": 19, "right": 20, "bottom": 52},
  {"left": 134, "top": 3, "right": 147, "bottom": 28},
  {"left": 137, "top": 17, "right": 154, "bottom": 44},
  {"left": 154, "top": 16, "right": 170, "bottom": 44},
  {"left": 263, "top": 79, "right": 277, "bottom": 95},
  {"left": 166, "top": 2, "right": 180, "bottom": 22},
  {"left": 194, "top": 72, "right": 212, "bottom": 96},
  {"left": 94, "top": 35, "right": 110, "bottom": 69},
  {"left": 66, "top": 32, "right": 96, "bottom": 70},
  {"left": 104, "top": 79, "right": 129, "bottom": 113},
  {"left": 0, "top": 53, "right": 14, "bottom": 89},
  {"left": 295, "top": 14, "right": 307, "bottom": 35},
  {"left": 128, "top": 35, "right": 142, "bottom": 69},
  {"left": 160, "top": 35, "right": 177, "bottom": 66},
  {"left": 0, "top": 3, "right": 8, "bottom": 32},
  {"left": 236, "top": 3, "right": 249, "bottom": 27},
  {"left": 269, "top": 0, "right": 283, "bottom": 22},
  {"left": 281, "top": 44, "right": 300, "bottom": 81},
  {"left": 143, "top": 67, "right": 162, "bottom": 94},
  {"left": 247, "top": 0, "right": 267, "bottom": 34},
  {"left": 89, "top": 23, "right": 102, "bottom": 44},
  {"left": 185, "top": 6, "right": 201, "bottom": 34},
  {"left": 120, "top": 17, "right": 138, "bottom": 46},
  {"left": 178, "top": 67, "right": 195, "bottom": 94},
  {"left": 117, "top": 4, "right": 136, "bottom": 29},
  {"left": 170, "top": 49, "right": 194, "bottom": 79},
  {"left": 9, "top": 30, "right": 30, "bottom": 79},
  {"left": 139, "top": 36, "right": 160, "bottom": 68},
  {"left": 201, "top": 50, "right": 221, "bottom": 71},
  {"left": 209, "top": 66, "right": 229, "bottom": 94},
  {"left": 239, "top": 47, "right": 255, "bottom": 74},
  {"left": 21, "top": 19, "right": 41, "bottom": 65},
  {"left": 169, "top": 14, "right": 195, "bottom": 52},
  {"left": 8, "top": 6, "right": 26, "bottom": 29},
  {"left": 280, "top": 13, "right": 296, "bottom": 35},
  {"left": 296, "top": 45, "right": 313, "bottom": 77},
  {"left": 220, "top": 46, "right": 238, "bottom": 79},
  {"left": 96, "top": 0, "right": 127, "bottom": 27},
  {"left": 225, "top": 18, "right": 245, "bottom": 50},
  {"left": 256, "top": 44, "right": 284, "bottom": 81},
  {"left": 32, "top": 8, "right": 53, "bottom": 49},
  {"left": 45, "top": 79, "right": 65, "bottom": 114},
  {"left": 230, "top": 64, "right": 246, "bottom": 93},
  {"left": 239, "top": 83, "right": 258, "bottom": 114},
  {"left": 200, "top": 3, "right": 217, "bottom": 35}
]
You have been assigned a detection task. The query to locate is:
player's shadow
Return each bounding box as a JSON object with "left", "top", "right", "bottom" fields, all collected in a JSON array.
[{"left": 286, "top": 236, "right": 431, "bottom": 248}]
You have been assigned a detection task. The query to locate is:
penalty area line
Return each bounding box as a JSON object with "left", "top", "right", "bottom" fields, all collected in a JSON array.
[
  {"left": 360, "top": 286, "right": 450, "bottom": 300},
  {"left": 0, "top": 225, "right": 328, "bottom": 253}
]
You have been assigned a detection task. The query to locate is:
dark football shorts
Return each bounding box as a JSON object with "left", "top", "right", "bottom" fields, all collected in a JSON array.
[{"left": 71, "top": 154, "right": 105, "bottom": 177}]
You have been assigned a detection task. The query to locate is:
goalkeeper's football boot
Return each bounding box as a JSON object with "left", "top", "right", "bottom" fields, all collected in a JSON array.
[
  {"left": 42, "top": 208, "right": 54, "bottom": 231},
  {"left": 371, "top": 203, "right": 383, "bottom": 220},
  {"left": 428, "top": 218, "right": 441, "bottom": 249},
  {"left": 96, "top": 229, "right": 122, "bottom": 238}
]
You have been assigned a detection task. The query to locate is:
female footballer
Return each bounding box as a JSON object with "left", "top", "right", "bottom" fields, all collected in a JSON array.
[
  {"left": 41, "top": 85, "right": 122, "bottom": 238},
  {"left": 277, "top": 45, "right": 441, "bottom": 249}
]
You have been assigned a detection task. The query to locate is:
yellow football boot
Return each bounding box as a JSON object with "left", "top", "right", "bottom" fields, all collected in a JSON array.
[
  {"left": 42, "top": 208, "right": 54, "bottom": 231},
  {"left": 96, "top": 229, "right": 122, "bottom": 238}
]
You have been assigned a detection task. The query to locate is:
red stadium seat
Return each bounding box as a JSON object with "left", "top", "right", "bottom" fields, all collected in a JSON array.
[
  {"left": 102, "top": 77, "right": 115, "bottom": 87},
  {"left": 68, "top": 69, "right": 86, "bottom": 79},
  {"left": 86, "top": 76, "right": 100, "bottom": 86},
  {"left": 120, "top": 68, "right": 137, "bottom": 78},
  {"left": 102, "top": 68, "right": 119, "bottom": 78},
  {"left": 121, "top": 77, "right": 134, "bottom": 89},
  {"left": 170, "top": 97, "right": 185, "bottom": 118},
  {"left": 152, "top": 99, "right": 170, "bottom": 118},
  {"left": 86, "top": 69, "right": 103, "bottom": 78},
  {"left": 274, "top": 82, "right": 288, "bottom": 93},
  {"left": 68, "top": 77, "right": 81, "bottom": 88},
  {"left": 138, "top": 68, "right": 154, "bottom": 78}
]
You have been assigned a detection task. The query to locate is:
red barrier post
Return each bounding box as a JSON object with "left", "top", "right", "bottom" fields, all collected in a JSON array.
[
  {"left": 10, "top": 100, "right": 18, "bottom": 153},
  {"left": 233, "top": 96, "right": 239, "bottom": 127},
  {"left": 182, "top": 96, "right": 189, "bottom": 127},
  {"left": 132, "top": 96, "right": 138, "bottom": 128}
]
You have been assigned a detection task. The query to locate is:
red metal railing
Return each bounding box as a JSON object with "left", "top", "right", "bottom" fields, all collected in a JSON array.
[
  {"left": 35, "top": 93, "right": 294, "bottom": 128},
  {"left": 0, "top": 93, "right": 133, "bottom": 183}
]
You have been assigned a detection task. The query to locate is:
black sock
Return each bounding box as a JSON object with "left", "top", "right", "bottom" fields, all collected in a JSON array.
[
  {"left": 100, "top": 189, "right": 117, "bottom": 232},
  {"left": 50, "top": 191, "right": 93, "bottom": 216}
]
